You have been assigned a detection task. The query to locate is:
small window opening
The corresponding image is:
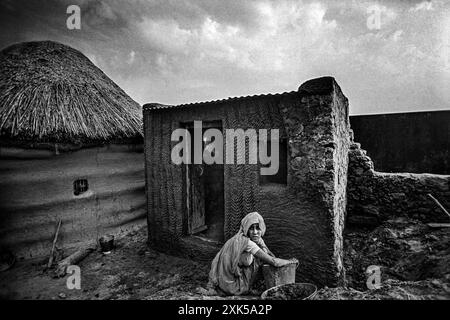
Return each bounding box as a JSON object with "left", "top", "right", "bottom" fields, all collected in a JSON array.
[
  {"left": 74, "top": 179, "right": 89, "bottom": 196},
  {"left": 259, "top": 138, "right": 288, "bottom": 185}
]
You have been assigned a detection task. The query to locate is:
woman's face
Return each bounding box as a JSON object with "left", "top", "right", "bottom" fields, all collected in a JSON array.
[{"left": 247, "top": 223, "right": 261, "bottom": 242}]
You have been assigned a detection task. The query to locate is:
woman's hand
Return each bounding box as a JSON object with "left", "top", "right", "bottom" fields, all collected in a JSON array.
[
  {"left": 254, "top": 250, "right": 298, "bottom": 268},
  {"left": 272, "top": 258, "right": 293, "bottom": 268}
]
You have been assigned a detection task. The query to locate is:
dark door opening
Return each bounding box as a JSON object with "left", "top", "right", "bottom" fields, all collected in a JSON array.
[{"left": 184, "top": 121, "right": 224, "bottom": 243}]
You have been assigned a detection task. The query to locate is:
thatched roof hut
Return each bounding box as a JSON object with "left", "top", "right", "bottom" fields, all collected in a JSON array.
[
  {"left": 0, "top": 41, "right": 145, "bottom": 260},
  {"left": 0, "top": 40, "right": 142, "bottom": 145}
]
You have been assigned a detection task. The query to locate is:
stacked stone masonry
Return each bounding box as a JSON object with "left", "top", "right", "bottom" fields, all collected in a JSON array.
[{"left": 347, "top": 139, "right": 450, "bottom": 227}]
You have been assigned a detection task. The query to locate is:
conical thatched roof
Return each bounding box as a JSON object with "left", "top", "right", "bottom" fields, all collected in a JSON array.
[{"left": 0, "top": 41, "right": 142, "bottom": 145}]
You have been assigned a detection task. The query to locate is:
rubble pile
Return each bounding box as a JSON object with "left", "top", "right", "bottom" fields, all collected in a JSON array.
[{"left": 315, "top": 217, "right": 450, "bottom": 299}]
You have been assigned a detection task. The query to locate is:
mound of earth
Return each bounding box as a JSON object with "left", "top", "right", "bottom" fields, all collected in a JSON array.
[{"left": 315, "top": 217, "right": 450, "bottom": 300}]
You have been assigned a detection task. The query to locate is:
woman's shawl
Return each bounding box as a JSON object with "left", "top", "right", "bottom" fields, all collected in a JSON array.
[{"left": 208, "top": 212, "right": 266, "bottom": 295}]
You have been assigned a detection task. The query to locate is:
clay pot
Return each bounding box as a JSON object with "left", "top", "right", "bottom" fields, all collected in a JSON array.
[{"left": 99, "top": 235, "right": 114, "bottom": 253}]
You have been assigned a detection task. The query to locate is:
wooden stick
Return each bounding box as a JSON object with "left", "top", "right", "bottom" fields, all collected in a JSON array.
[
  {"left": 427, "top": 223, "right": 450, "bottom": 228},
  {"left": 55, "top": 242, "right": 97, "bottom": 277},
  {"left": 47, "top": 218, "right": 62, "bottom": 269},
  {"left": 427, "top": 194, "right": 450, "bottom": 219}
]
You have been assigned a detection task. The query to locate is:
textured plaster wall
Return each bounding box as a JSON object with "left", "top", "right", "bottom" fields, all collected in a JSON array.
[{"left": 0, "top": 145, "right": 146, "bottom": 259}]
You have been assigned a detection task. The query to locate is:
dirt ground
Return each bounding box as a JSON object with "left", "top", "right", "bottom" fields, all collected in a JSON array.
[
  {"left": 0, "top": 217, "right": 449, "bottom": 300},
  {"left": 325, "top": 216, "right": 450, "bottom": 300},
  {"left": 0, "top": 226, "right": 258, "bottom": 300}
]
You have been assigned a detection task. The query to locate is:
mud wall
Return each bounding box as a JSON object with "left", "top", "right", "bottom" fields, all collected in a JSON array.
[
  {"left": 143, "top": 76, "right": 350, "bottom": 286},
  {"left": 347, "top": 141, "right": 450, "bottom": 227},
  {"left": 0, "top": 145, "right": 146, "bottom": 259},
  {"left": 350, "top": 111, "right": 450, "bottom": 174}
]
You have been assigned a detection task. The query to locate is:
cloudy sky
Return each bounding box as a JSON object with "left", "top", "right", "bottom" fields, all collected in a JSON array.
[{"left": 1, "top": 0, "right": 449, "bottom": 114}]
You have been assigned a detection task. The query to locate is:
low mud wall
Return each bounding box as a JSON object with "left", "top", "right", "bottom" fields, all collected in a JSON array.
[{"left": 347, "top": 142, "right": 450, "bottom": 227}]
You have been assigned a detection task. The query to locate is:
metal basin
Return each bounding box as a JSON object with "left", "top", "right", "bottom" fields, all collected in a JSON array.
[{"left": 261, "top": 283, "right": 317, "bottom": 300}]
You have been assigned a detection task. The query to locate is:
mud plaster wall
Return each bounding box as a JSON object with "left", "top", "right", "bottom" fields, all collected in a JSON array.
[
  {"left": 0, "top": 145, "right": 146, "bottom": 259},
  {"left": 144, "top": 76, "right": 350, "bottom": 286},
  {"left": 347, "top": 141, "right": 450, "bottom": 227}
]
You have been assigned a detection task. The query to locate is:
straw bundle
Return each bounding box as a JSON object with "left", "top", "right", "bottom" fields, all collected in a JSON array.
[{"left": 0, "top": 41, "right": 142, "bottom": 144}]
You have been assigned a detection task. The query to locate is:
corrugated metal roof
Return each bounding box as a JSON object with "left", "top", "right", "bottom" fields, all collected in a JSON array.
[
  {"left": 143, "top": 90, "right": 298, "bottom": 112},
  {"left": 143, "top": 76, "right": 340, "bottom": 112}
]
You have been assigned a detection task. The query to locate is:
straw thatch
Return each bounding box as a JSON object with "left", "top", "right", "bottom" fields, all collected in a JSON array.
[{"left": 0, "top": 41, "right": 142, "bottom": 144}]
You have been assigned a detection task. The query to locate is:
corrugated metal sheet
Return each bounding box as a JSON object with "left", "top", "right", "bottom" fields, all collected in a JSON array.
[{"left": 143, "top": 91, "right": 298, "bottom": 112}]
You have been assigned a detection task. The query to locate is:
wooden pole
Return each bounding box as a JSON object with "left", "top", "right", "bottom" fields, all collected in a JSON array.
[
  {"left": 56, "top": 242, "right": 96, "bottom": 277},
  {"left": 427, "top": 194, "right": 450, "bottom": 219},
  {"left": 47, "top": 218, "right": 62, "bottom": 269}
]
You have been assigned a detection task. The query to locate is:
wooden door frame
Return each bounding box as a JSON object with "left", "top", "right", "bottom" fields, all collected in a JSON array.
[{"left": 181, "top": 120, "right": 224, "bottom": 236}]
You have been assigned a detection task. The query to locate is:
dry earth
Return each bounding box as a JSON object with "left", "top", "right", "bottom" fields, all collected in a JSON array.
[{"left": 0, "top": 217, "right": 449, "bottom": 300}]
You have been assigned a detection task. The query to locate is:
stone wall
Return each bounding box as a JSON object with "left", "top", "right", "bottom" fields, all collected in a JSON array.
[
  {"left": 347, "top": 139, "right": 450, "bottom": 227},
  {"left": 272, "top": 77, "right": 350, "bottom": 285}
]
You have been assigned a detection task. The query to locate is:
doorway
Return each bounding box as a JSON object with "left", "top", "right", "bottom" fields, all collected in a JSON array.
[{"left": 184, "top": 121, "right": 224, "bottom": 243}]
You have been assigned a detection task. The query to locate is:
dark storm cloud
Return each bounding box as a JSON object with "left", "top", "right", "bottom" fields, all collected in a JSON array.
[{"left": 0, "top": 0, "right": 449, "bottom": 114}]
